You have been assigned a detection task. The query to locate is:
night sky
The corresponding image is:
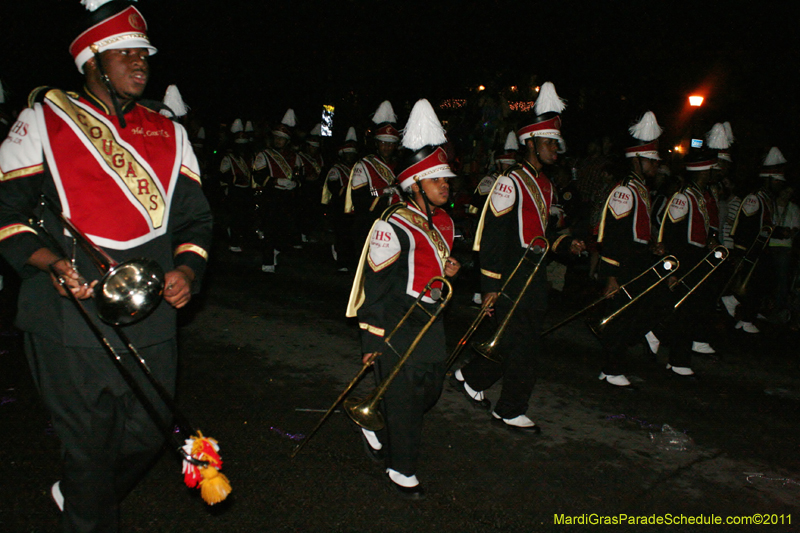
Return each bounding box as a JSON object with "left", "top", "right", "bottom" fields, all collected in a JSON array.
[{"left": 2, "top": 1, "right": 798, "bottom": 165}]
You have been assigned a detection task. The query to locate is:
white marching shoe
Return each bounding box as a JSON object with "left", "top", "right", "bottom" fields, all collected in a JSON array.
[
  {"left": 667, "top": 364, "right": 695, "bottom": 376},
  {"left": 51, "top": 481, "right": 64, "bottom": 512},
  {"left": 645, "top": 331, "right": 660, "bottom": 354},
  {"left": 599, "top": 372, "right": 631, "bottom": 387},
  {"left": 692, "top": 342, "right": 716, "bottom": 354},
  {"left": 735, "top": 321, "right": 760, "bottom": 334},
  {"left": 721, "top": 295, "right": 739, "bottom": 317},
  {"left": 491, "top": 412, "right": 541, "bottom": 433}
]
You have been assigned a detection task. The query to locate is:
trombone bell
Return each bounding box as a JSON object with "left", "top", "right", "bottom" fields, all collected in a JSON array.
[
  {"left": 471, "top": 339, "right": 502, "bottom": 363},
  {"left": 96, "top": 259, "right": 165, "bottom": 325},
  {"left": 343, "top": 395, "right": 385, "bottom": 432}
]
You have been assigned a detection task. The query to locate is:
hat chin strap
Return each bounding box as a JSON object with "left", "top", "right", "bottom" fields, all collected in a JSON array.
[
  {"left": 413, "top": 177, "right": 436, "bottom": 226},
  {"left": 90, "top": 45, "right": 127, "bottom": 129}
]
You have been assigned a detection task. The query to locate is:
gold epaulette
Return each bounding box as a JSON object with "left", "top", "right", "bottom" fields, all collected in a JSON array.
[{"left": 379, "top": 202, "right": 407, "bottom": 222}]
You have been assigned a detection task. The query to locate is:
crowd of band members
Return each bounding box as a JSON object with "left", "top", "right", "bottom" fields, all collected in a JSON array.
[{"left": 178, "top": 111, "right": 799, "bottom": 336}]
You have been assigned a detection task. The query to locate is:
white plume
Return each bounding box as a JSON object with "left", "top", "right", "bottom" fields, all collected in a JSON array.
[
  {"left": 763, "top": 147, "right": 787, "bottom": 166},
  {"left": 534, "top": 82, "right": 566, "bottom": 115},
  {"left": 401, "top": 99, "right": 447, "bottom": 151},
  {"left": 81, "top": 0, "right": 115, "bottom": 11},
  {"left": 281, "top": 109, "right": 297, "bottom": 127},
  {"left": 372, "top": 100, "right": 397, "bottom": 124},
  {"left": 706, "top": 123, "right": 730, "bottom": 150},
  {"left": 245, "top": 120, "right": 254, "bottom": 132},
  {"left": 504, "top": 131, "right": 519, "bottom": 151},
  {"left": 310, "top": 123, "right": 322, "bottom": 136},
  {"left": 346, "top": 127, "right": 357, "bottom": 142},
  {"left": 629, "top": 111, "right": 662, "bottom": 142},
  {"left": 230, "top": 118, "right": 243, "bottom": 134},
  {"left": 723, "top": 121, "right": 734, "bottom": 144},
  {"left": 162, "top": 85, "right": 188, "bottom": 118}
]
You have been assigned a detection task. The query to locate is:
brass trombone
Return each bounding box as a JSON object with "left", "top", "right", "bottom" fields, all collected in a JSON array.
[
  {"left": 38, "top": 195, "right": 164, "bottom": 326},
  {"left": 721, "top": 225, "right": 773, "bottom": 298},
  {"left": 445, "top": 236, "right": 549, "bottom": 368},
  {"left": 542, "top": 255, "right": 679, "bottom": 337},
  {"left": 35, "top": 197, "right": 211, "bottom": 468},
  {"left": 291, "top": 276, "right": 453, "bottom": 456},
  {"left": 671, "top": 245, "right": 729, "bottom": 310}
]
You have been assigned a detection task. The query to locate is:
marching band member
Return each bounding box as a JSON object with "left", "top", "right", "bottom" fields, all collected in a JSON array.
[
  {"left": 658, "top": 150, "right": 721, "bottom": 376},
  {"left": 595, "top": 112, "right": 664, "bottom": 387},
  {"left": 465, "top": 131, "right": 519, "bottom": 305},
  {"left": 219, "top": 118, "right": 253, "bottom": 252},
  {"left": 299, "top": 123, "right": 325, "bottom": 243},
  {"left": 346, "top": 99, "right": 459, "bottom": 500},
  {"left": 0, "top": 1, "right": 212, "bottom": 529},
  {"left": 345, "top": 100, "right": 400, "bottom": 248},
  {"left": 322, "top": 127, "right": 359, "bottom": 271},
  {"left": 451, "top": 82, "right": 585, "bottom": 431},
  {"left": 721, "top": 147, "right": 787, "bottom": 333},
  {"left": 252, "top": 109, "right": 303, "bottom": 273}
]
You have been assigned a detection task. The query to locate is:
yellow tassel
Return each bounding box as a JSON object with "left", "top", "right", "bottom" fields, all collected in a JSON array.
[{"left": 199, "top": 466, "right": 232, "bottom": 505}]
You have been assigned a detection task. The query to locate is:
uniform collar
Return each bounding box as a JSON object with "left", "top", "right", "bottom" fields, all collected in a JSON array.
[{"left": 81, "top": 86, "right": 137, "bottom": 116}]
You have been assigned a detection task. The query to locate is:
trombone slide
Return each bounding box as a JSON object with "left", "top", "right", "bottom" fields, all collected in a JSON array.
[
  {"left": 447, "top": 236, "right": 549, "bottom": 367},
  {"left": 671, "top": 245, "right": 729, "bottom": 310}
]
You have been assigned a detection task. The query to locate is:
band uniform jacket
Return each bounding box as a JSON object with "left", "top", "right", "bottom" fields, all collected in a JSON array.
[
  {"left": 299, "top": 151, "right": 324, "bottom": 182},
  {"left": 596, "top": 172, "right": 653, "bottom": 282},
  {"left": 0, "top": 87, "right": 213, "bottom": 349},
  {"left": 466, "top": 173, "right": 498, "bottom": 215},
  {"left": 252, "top": 147, "right": 301, "bottom": 190},
  {"left": 658, "top": 182, "right": 710, "bottom": 268},
  {"left": 219, "top": 152, "right": 253, "bottom": 189},
  {"left": 347, "top": 201, "right": 454, "bottom": 363},
  {"left": 321, "top": 162, "right": 353, "bottom": 206},
  {"left": 730, "top": 188, "right": 774, "bottom": 252},
  {"left": 345, "top": 154, "right": 398, "bottom": 214},
  {"left": 472, "top": 160, "right": 570, "bottom": 307}
]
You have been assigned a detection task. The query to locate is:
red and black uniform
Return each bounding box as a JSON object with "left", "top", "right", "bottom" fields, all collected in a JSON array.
[
  {"left": 0, "top": 87, "right": 212, "bottom": 530},
  {"left": 322, "top": 162, "right": 355, "bottom": 269},
  {"left": 460, "top": 160, "right": 571, "bottom": 419},
  {"left": 345, "top": 154, "right": 398, "bottom": 248},
  {"left": 252, "top": 146, "right": 303, "bottom": 265},
  {"left": 658, "top": 182, "right": 715, "bottom": 367},
  {"left": 347, "top": 200, "right": 454, "bottom": 477},
  {"left": 595, "top": 172, "right": 661, "bottom": 374}
]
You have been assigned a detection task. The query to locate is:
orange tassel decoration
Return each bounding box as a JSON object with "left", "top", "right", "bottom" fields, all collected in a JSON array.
[{"left": 181, "top": 431, "right": 231, "bottom": 505}]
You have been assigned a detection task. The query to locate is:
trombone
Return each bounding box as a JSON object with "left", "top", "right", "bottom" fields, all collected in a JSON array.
[
  {"left": 291, "top": 276, "right": 452, "bottom": 456},
  {"left": 671, "top": 245, "right": 729, "bottom": 310},
  {"left": 542, "top": 255, "right": 679, "bottom": 337},
  {"left": 35, "top": 196, "right": 211, "bottom": 469},
  {"left": 445, "top": 236, "right": 549, "bottom": 368},
  {"left": 721, "top": 225, "right": 773, "bottom": 298}
]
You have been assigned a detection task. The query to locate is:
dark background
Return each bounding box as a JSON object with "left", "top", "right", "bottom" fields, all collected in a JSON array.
[{"left": 2, "top": 1, "right": 798, "bottom": 168}]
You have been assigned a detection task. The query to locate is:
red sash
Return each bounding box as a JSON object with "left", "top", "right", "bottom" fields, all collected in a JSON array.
[
  {"left": 511, "top": 162, "right": 551, "bottom": 247},
  {"left": 39, "top": 90, "right": 184, "bottom": 249},
  {"left": 391, "top": 205, "right": 454, "bottom": 300}
]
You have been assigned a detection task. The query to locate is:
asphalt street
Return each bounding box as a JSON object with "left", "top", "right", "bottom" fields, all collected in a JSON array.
[{"left": 1, "top": 227, "right": 799, "bottom": 532}]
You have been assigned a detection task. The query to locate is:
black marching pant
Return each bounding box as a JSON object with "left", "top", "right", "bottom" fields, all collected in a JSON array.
[
  {"left": 461, "top": 277, "right": 547, "bottom": 419},
  {"left": 373, "top": 316, "right": 446, "bottom": 477},
  {"left": 26, "top": 334, "right": 176, "bottom": 533}
]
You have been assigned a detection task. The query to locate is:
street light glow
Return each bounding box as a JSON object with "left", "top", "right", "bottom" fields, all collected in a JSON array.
[{"left": 689, "top": 95, "right": 704, "bottom": 107}]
